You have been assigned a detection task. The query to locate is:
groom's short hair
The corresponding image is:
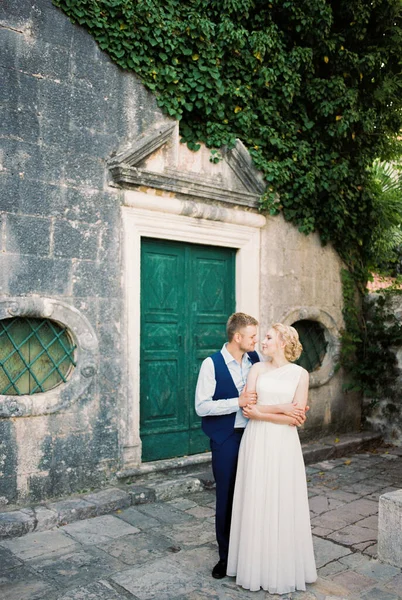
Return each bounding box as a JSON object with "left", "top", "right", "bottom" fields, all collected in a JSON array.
[{"left": 226, "top": 312, "right": 258, "bottom": 342}]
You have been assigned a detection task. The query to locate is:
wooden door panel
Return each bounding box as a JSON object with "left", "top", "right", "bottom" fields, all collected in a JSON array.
[
  {"left": 141, "top": 238, "right": 235, "bottom": 461},
  {"left": 140, "top": 358, "right": 180, "bottom": 427},
  {"left": 189, "top": 246, "right": 235, "bottom": 451}
]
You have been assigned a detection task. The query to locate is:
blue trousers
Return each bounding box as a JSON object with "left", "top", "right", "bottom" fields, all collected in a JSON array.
[{"left": 210, "top": 429, "right": 243, "bottom": 561}]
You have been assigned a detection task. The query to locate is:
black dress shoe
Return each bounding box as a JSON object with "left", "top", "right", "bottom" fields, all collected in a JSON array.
[{"left": 212, "top": 559, "right": 227, "bottom": 579}]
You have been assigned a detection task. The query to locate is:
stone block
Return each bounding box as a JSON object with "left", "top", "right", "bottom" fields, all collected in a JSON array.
[
  {"left": 125, "top": 484, "right": 156, "bottom": 506},
  {"left": 47, "top": 498, "right": 98, "bottom": 525},
  {"left": 0, "top": 564, "right": 56, "bottom": 599},
  {"left": 49, "top": 464, "right": 107, "bottom": 500},
  {"left": 0, "top": 0, "right": 30, "bottom": 27},
  {"left": 6, "top": 214, "right": 51, "bottom": 256},
  {"left": 3, "top": 254, "right": 72, "bottom": 295},
  {"left": 0, "top": 174, "right": 19, "bottom": 213},
  {"left": 28, "top": 544, "right": 124, "bottom": 592},
  {"left": 0, "top": 26, "right": 18, "bottom": 71},
  {"left": 0, "top": 528, "right": 78, "bottom": 560},
  {"left": 30, "top": 0, "right": 74, "bottom": 48},
  {"left": 3, "top": 68, "right": 40, "bottom": 112},
  {"left": 362, "top": 587, "right": 401, "bottom": 600},
  {"left": 62, "top": 514, "right": 140, "bottom": 545},
  {"left": 116, "top": 506, "right": 160, "bottom": 530},
  {"left": 150, "top": 477, "right": 203, "bottom": 502},
  {"left": 83, "top": 488, "right": 131, "bottom": 515},
  {"left": 378, "top": 489, "right": 402, "bottom": 568},
  {"left": 1, "top": 138, "right": 44, "bottom": 182},
  {"left": 0, "top": 509, "right": 36, "bottom": 539},
  {"left": 329, "top": 569, "right": 377, "bottom": 593},
  {"left": 2, "top": 105, "right": 40, "bottom": 144},
  {"left": 18, "top": 38, "right": 70, "bottom": 81},
  {"left": 110, "top": 556, "right": 199, "bottom": 599},
  {"left": 55, "top": 580, "right": 127, "bottom": 600},
  {"left": 135, "top": 502, "right": 195, "bottom": 525},
  {"left": 63, "top": 187, "right": 111, "bottom": 224},
  {"left": 328, "top": 525, "right": 378, "bottom": 547},
  {"left": 0, "top": 545, "right": 22, "bottom": 575},
  {"left": 63, "top": 152, "right": 105, "bottom": 188},
  {"left": 98, "top": 531, "right": 173, "bottom": 567},
  {"left": 302, "top": 443, "right": 336, "bottom": 465},
  {"left": 312, "top": 536, "right": 352, "bottom": 569},
  {"left": 53, "top": 219, "right": 99, "bottom": 260},
  {"left": 72, "top": 259, "right": 120, "bottom": 298},
  {"left": 32, "top": 506, "right": 58, "bottom": 532}
]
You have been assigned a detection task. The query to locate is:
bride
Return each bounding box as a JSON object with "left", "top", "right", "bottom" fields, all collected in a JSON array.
[{"left": 226, "top": 323, "right": 317, "bottom": 594}]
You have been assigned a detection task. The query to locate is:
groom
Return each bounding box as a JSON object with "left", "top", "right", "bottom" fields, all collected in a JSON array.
[{"left": 195, "top": 312, "right": 260, "bottom": 579}]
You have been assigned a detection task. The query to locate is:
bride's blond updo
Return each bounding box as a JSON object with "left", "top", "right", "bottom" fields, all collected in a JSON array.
[{"left": 272, "top": 323, "right": 303, "bottom": 362}]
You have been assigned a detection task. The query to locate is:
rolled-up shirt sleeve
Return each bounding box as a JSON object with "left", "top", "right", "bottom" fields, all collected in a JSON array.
[{"left": 195, "top": 357, "right": 240, "bottom": 417}]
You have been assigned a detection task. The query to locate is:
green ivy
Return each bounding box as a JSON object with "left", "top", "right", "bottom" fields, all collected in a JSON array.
[
  {"left": 340, "top": 269, "right": 402, "bottom": 398},
  {"left": 53, "top": 0, "right": 402, "bottom": 395},
  {"left": 52, "top": 0, "right": 402, "bottom": 269}
]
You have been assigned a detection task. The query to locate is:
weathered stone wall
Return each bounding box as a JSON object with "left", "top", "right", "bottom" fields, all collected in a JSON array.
[
  {"left": 364, "top": 293, "right": 402, "bottom": 444},
  {"left": 260, "top": 215, "right": 361, "bottom": 440},
  {"left": 0, "top": 0, "right": 162, "bottom": 505},
  {"left": 0, "top": 0, "right": 361, "bottom": 505}
]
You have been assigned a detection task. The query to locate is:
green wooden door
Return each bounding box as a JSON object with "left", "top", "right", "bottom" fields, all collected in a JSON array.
[{"left": 140, "top": 238, "right": 235, "bottom": 461}]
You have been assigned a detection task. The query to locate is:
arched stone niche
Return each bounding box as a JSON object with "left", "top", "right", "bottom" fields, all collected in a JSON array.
[
  {"left": 280, "top": 307, "right": 341, "bottom": 388},
  {"left": 0, "top": 297, "right": 99, "bottom": 417}
]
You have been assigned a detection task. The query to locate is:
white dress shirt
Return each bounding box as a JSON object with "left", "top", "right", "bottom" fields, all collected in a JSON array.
[{"left": 195, "top": 343, "right": 259, "bottom": 429}]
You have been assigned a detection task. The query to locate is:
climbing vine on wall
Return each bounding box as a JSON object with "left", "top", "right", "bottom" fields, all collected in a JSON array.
[
  {"left": 54, "top": 0, "right": 402, "bottom": 394},
  {"left": 341, "top": 268, "right": 402, "bottom": 398},
  {"left": 53, "top": 0, "right": 402, "bottom": 271}
]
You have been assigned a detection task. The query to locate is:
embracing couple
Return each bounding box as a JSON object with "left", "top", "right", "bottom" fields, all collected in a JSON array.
[{"left": 195, "top": 312, "right": 317, "bottom": 595}]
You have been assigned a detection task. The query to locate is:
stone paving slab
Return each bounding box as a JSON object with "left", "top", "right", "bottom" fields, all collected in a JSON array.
[
  {"left": 327, "top": 525, "right": 378, "bottom": 547},
  {"left": 0, "top": 546, "right": 23, "bottom": 575},
  {"left": 0, "top": 529, "right": 78, "bottom": 560},
  {"left": 110, "top": 555, "right": 199, "bottom": 600},
  {"left": 115, "top": 505, "right": 161, "bottom": 530},
  {"left": 26, "top": 544, "right": 126, "bottom": 592},
  {"left": 54, "top": 580, "right": 131, "bottom": 600},
  {"left": 62, "top": 514, "right": 140, "bottom": 545},
  {"left": 83, "top": 487, "right": 131, "bottom": 515},
  {"left": 0, "top": 443, "right": 401, "bottom": 600},
  {"left": 0, "top": 510, "right": 35, "bottom": 539},
  {"left": 0, "top": 431, "right": 384, "bottom": 543},
  {"left": 0, "top": 564, "right": 57, "bottom": 600},
  {"left": 96, "top": 530, "right": 176, "bottom": 566}
]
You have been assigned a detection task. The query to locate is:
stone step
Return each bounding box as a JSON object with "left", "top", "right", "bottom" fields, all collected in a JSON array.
[
  {"left": 0, "top": 430, "right": 383, "bottom": 541},
  {"left": 116, "top": 430, "right": 383, "bottom": 483}
]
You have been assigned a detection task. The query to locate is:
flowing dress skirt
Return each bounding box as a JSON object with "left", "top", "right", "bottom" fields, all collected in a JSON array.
[{"left": 227, "top": 417, "right": 317, "bottom": 594}]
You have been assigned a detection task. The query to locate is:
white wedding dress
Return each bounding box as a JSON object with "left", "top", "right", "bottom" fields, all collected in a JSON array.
[{"left": 227, "top": 363, "right": 317, "bottom": 594}]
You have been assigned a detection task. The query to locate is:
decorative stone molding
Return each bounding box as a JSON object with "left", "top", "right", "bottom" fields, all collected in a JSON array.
[
  {"left": 222, "top": 139, "right": 266, "bottom": 195},
  {"left": 108, "top": 122, "right": 266, "bottom": 208},
  {"left": 279, "top": 307, "right": 341, "bottom": 388},
  {"left": 0, "top": 297, "right": 99, "bottom": 417},
  {"left": 121, "top": 194, "right": 266, "bottom": 467}
]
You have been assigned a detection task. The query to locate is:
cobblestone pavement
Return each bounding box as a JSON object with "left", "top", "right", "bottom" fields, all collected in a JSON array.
[{"left": 0, "top": 444, "right": 401, "bottom": 600}]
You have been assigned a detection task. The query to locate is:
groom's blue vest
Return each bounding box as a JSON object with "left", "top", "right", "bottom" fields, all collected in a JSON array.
[{"left": 201, "top": 350, "right": 260, "bottom": 444}]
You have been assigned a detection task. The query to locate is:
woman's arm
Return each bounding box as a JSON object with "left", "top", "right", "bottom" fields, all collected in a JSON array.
[
  {"left": 243, "top": 404, "right": 304, "bottom": 426},
  {"left": 256, "top": 403, "right": 305, "bottom": 418},
  {"left": 245, "top": 361, "right": 263, "bottom": 392},
  {"left": 292, "top": 368, "right": 309, "bottom": 410}
]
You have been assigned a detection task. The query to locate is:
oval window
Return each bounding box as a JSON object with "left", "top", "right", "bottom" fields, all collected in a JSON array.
[
  {"left": 0, "top": 317, "right": 76, "bottom": 395},
  {"left": 292, "top": 319, "right": 328, "bottom": 373}
]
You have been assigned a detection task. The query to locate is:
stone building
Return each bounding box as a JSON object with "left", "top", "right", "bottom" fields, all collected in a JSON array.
[{"left": 0, "top": 0, "right": 360, "bottom": 505}]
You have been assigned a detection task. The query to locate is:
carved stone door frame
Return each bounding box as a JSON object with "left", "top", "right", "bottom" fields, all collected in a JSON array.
[{"left": 121, "top": 190, "right": 266, "bottom": 467}]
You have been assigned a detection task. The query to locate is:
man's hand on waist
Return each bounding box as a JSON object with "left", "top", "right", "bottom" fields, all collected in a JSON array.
[{"left": 238, "top": 384, "right": 257, "bottom": 408}]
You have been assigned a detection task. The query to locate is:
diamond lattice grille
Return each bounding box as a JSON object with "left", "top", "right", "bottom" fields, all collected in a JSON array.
[
  {"left": 0, "top": 317, "right": 76, "bottom": 395},
  {"left": 293, "top": 319, "right": 328, "bottom": 373}
]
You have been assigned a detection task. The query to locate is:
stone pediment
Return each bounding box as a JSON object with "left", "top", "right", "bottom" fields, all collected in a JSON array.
[{"left": 108, "top": 122, "right": 266, "bottom": 208}]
